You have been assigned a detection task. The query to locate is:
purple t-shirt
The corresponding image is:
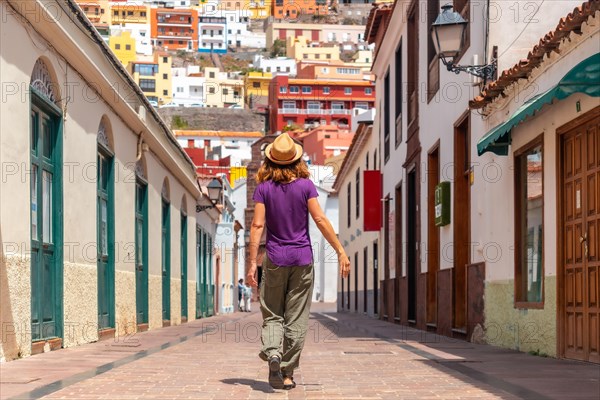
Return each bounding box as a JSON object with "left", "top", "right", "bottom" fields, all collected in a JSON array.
[{"left": 253, "top": 178, "right": 319, "bottom": 267}]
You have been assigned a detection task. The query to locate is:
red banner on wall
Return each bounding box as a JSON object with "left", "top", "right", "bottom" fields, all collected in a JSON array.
[{"left": 363, "top": 170, "right": 382, "bottom": 232}]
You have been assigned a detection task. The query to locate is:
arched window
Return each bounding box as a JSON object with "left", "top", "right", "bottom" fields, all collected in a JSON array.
[{"left": 30, "top": 58, "right": 60, "bottom": 104}]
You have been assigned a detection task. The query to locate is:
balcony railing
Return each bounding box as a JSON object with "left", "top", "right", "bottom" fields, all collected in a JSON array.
[{"left": 278, "top": 108, "right": 352, "bottom": 115}]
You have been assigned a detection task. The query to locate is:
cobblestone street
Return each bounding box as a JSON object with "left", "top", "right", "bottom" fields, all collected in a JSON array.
[{"left": 1, "top": 303, "right": 598, "bottom": 400}]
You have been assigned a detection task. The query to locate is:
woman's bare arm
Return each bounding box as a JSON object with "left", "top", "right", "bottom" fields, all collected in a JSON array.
[{"left": 247, "top": 202, "right": 266, "bottom": 286}]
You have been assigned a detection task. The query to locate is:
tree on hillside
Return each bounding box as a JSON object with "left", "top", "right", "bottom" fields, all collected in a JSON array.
[{"left": 270, "top": 39, "right": 286, "bottom": 58}]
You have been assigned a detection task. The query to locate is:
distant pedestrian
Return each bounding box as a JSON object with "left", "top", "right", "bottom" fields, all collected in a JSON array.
[
  {"left": 237, "top": 278, "right": 244, "bottom": 311},
  {"left": 246, "top": 133, "right": 350, "bottom": 390},
  {"left": 243, "top": 284, "right": 252, "bottom": 312}
]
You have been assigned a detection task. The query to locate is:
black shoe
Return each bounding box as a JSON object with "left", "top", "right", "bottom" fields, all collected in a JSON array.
[{"left": 268, "top": 355, "right": 284, "bottom": 389}]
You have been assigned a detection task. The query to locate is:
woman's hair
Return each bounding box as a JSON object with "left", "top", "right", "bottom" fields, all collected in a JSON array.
[{"left": 256, "top": 158, "right": 311, "bottom": 183}]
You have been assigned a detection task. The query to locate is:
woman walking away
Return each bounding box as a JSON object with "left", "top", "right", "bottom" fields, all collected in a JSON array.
[{"left": 246, "top": 133, "right": 351, "bottom": 390}]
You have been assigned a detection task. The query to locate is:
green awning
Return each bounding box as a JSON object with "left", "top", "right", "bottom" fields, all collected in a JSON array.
[{"left": 477, "top": 53, "right": 600, "bottom": 156}]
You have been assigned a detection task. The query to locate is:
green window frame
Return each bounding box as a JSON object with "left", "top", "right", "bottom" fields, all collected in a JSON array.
[
  {"left": 30, "top": 86, "right": 64, "bottom": 343},
  {"left": 162, "top": 198, "right": 171, "bottom": 322},
  {"left": 181, "top": 211, "right": 188, "bottom": 319},
  {"left": 97, "top": 143, "right": 115, "bottom": 330},
  {"left": 135, "top": 178, "right": 149, "bottom": 325}
]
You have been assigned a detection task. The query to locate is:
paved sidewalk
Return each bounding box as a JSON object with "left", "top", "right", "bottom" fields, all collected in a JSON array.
[{"left": 0, "top": 303, "right": 598, "bottom": 399}]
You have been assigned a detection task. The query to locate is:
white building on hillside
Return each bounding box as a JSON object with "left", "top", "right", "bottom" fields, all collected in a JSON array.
[
  {"left": 252, "top": 55, "right": 297, "bottom": 76},
  {"left": 110, "top": 23, "right": 153, "bottom": 56},
  {"left": 172, "top": 66, "right": 206, "bottom": 106}
]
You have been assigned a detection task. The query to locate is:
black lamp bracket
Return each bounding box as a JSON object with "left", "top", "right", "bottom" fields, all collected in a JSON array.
[{"left": 440, "top": 56, "right": 497, "bottom": 82}]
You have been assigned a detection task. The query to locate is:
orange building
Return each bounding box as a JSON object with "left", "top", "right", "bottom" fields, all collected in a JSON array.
[
  {"left": 296, "top": 125, "right": 354, "bottom": 165},
  {"left": 150, "top": 8, "right": 199, "bottom": 51},
  {"left": 272, "top": 0, "right": 328, "bottom": 20}
]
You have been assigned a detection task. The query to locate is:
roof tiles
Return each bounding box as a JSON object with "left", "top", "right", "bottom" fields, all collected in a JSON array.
[{"left": 470, "top": 0, "right": 600, "bottom": 109}]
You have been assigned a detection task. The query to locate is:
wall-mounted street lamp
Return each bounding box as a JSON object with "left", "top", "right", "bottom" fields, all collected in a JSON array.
[
  {"left": 431, "top": 4, "right": 496, "bottom": 83},
  {"left": 196, "top": 178, "right": 223, "bottom": 212}
]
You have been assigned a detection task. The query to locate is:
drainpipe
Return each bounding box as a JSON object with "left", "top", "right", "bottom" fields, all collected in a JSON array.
[{"left": 136, "top": 131, "right": 146, "bottom": 161}]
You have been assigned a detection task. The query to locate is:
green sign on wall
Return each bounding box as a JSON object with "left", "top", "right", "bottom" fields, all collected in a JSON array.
[{"left": 435, "top": 181, "right": 451, "bottom": 226}]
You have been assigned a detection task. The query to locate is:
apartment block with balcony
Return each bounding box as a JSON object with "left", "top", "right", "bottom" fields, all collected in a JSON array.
[
  {"left": 286, "top": 36, "right": 340, "bottom": 62},
  {"left": 269, "top": 74, "right": 375, "bottom": 133},
  {"left": 151, "top": 8, "right": 199, "bottom": 51},
  {"left": 248, "top": 0, "right": 271, "bottom": 18},
  {"left": 204, "top": 67, "right": 244, "bottom": 107},
  {"left": 272, "top": 0, "right": 328, "bottom": 19},
  {"left": 127, "top": 53, "right": 173, "bottom": 105},
  {"left": 266, "top": 21, "right": 367, "bottom": 48},
  {"left": 296, "top": 60, "right": 374, "bottom": 81},
  {"left": 218, "top": 1, "right": 272, "bottom": 18},
  {"left": 198, "top": 16, "right": 227, "bottom": 53},
  {"left": 75, "top": 0, "right": 110, "bottom": 26},
  {"left": 110, "top": 2, "right": 150, "bottom": 25}
]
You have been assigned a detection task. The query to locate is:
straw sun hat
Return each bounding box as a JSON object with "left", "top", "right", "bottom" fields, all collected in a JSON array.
[{"left": 264, "top": 133, "right": 304, "bottom": 165}]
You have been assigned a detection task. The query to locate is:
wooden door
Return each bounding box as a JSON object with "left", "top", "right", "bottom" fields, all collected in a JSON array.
[
  {"left": 428, "top": 146, "right": 440, "bottom": 325},
  {"left": 561, "top": 110, "right": 600, "bottom": 363}
]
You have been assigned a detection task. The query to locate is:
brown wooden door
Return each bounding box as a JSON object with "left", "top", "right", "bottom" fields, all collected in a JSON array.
[{"left": 561, "top": 111, "right": 600, "bottom": 364}]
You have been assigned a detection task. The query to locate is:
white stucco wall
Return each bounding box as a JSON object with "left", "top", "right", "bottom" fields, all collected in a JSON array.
[{"left": 0, "top": 0, "right": 201, "bottom": 361}]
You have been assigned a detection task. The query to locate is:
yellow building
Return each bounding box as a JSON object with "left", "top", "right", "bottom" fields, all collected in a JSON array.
[
  {"left": 244, "top": 71, "right": 272, "bottom": 107},
  {"left": 204, "top": 67, "right": 245, "bottom": 108},
  {"left": 352, "top": 49, "right": 374, "bottom": 72},
  {"left": 127, "top": 53, "right": 173, "bottom": 105},
  {"left": 229, "top": 166, "right": 248, "bottom": 187},
  {"left": 220, "top": 0, "right": 272, "bottom": 19},
  {"left": 286, "top": 36, "right": 340, "bottom": 62},
  {"left": 109, "top": 31, "right": 136, "bottom": 66},
  {"left": 75, "top": 0, "right": 111, "bottom": 26},
  {"left": 111, "top": 3, "right": 150, "bottom": 25}
]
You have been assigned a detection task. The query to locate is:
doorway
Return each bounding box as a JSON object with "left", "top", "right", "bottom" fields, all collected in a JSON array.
[
  {"left": 453, "top": 114, "right": 470, "bottom": 331},
  {"left": 427, "top": 145, "right": 440, "bottom": 325},
  {"left": 373, "top": 241, "right": 379, "bottom": 315},
  {"left": 30, "top": 99, "right": 63, "bottom": 344},
  {"left": 407, "top": 169, "right": 417, "bottom": 322},
  {"left": 560, "top": 107, "right": 600, "bottom": 363}
]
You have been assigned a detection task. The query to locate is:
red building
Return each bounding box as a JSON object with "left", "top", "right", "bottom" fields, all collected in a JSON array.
[
  {"left": 151, "top": 8, "right": 199, "bottom": 51},
  {"left": 183, "top": 140, "right": 232, "bottom": 181},
  {"left": 268, "top": 74, "right": 375, "bottom": 134},
  {"left": 296, "top": 125, "right": 354, "bottom": 165}
]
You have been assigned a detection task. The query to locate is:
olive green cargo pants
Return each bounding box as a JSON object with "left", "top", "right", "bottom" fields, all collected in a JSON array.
[{"left": 259, "top": 257, "right": 314, "bottom": 377}]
